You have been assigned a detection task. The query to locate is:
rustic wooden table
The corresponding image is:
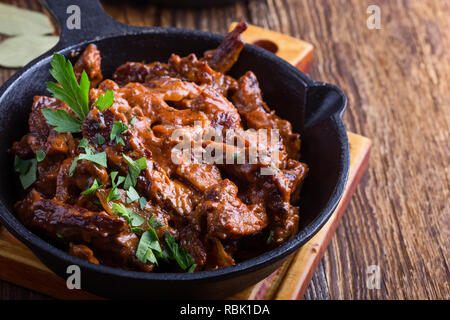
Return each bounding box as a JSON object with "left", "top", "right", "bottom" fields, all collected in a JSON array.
[{"left": 0, "top": 0, "right": 448, "bottom": 300}]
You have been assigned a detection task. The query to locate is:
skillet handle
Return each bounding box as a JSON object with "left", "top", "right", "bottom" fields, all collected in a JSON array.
[
  {"left": 304, "top": 83, "right": 347, "bottom": 127},
  {"left": 39, "top": 0, "right": 127, "bottom": 50}
]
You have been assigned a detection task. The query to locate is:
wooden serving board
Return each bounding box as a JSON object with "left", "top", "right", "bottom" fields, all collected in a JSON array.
[{"left": 0, "top": 24, "right": 371, "bottom": 300}]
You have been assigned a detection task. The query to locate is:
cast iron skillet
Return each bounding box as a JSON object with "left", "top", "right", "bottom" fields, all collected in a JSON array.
[{"left": 0, "top": 0, "right": 349, "bottom": 299}]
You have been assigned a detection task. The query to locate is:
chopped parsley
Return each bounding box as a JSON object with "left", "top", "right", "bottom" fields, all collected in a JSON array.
[
  {"left": 107, "top": 171, "right": 125, "bottom": 202},
  {"left": 149, "top": 216, "right": 163, "bottom": 229},
  {"left": 139, "top": 196, "right": 147, "bottom": 210},
  {"left": 266, "top": 230, "right": 274, "bottom": 245},
  {"left": 188, "top": 264, "right": 197, "bottom": 273},
  {"left": 130, "top": 116, "right": 136, "bottom": 128},
  {"left": 123, "top": 154, "right": 147, "bottom": 190},
  {"left": 95, "top": 90, "right": 114, "bottom": 111},
  {"left": 81, "top": 179, "right": 102, "bottom": 195},
  {"left": 126, "top": 186, "right": 140, "bottom": 204},
  {"left": 93, "top": 133, "right": 105, "bottom": 145},
  {"left": 136, "top": 226, "right": 162, "bottom": 265},
  {"left": 130, "top": 227, "right": 145, "bottom": 235},
  {"left": 110, "top": 121, "right": 128, "bottom": 146},
  {"left": 14, "top": 156, "right": 37, "bottom": 189},
  {"left": 78, "top": 138, "right": 89, "bottom": 149},
  {"left": 111, "top": 203, "right": 145, "bottom": 227},
  {"left": 36, "top": 150, "right": 46, "bottom": 162},
  {"left": 164, "top": 232, "right": 195, "bottom": 271},
  {"left": 69, "top": 141, "right": 107, "bottom": 176}
]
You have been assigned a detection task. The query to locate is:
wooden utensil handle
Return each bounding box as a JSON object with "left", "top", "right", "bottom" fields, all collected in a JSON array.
[{"left": 228, "top": 22, "right": 314, "bottom": 73}]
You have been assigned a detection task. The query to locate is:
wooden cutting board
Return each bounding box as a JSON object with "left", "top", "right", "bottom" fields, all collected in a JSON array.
[{"left": 0, "top": 24, "right": 371, "bottom": 300}]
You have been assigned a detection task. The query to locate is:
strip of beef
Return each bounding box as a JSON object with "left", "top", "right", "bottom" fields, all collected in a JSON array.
[
  {"left": 167, "top": 53, "right": 237, "bottom": 96},
  {"left": 16, "top": 189, "right": 152, "bottom": 271},
  {"left": 15, "top": 189, "right": 126, "bottom": 242},
  {"left": 195, "top": 179, "right": 268, "bottom": 240},
  {"left": 91, "top": 231, "right": 153, "bottom": 272},
  {"left": 14, "top": 96, "right": 70, "bottom": 154},
  {"left": 232, "top": 71, "right": 301, "bottom": 159},
  {"left": 202, "top": 22, "right": 248, "bottom": 73},
  {"left": 112, "top": 61, "right": 169, "bottom": 86},
  {"left": 111, "top": 55, "right": 237, "bottom": 97},
  {"left": 73, "top": 44, "right": 103, "bottom": 88}
]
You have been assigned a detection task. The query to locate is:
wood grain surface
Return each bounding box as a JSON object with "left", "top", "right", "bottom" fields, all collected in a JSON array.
[{"left": 0, "top": 0, "right": 448, "bottom": 300}]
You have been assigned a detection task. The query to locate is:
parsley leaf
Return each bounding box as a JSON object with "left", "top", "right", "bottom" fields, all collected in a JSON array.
[
  {"left": 95, "top": 90, "right": 114, "bottom": 111},
  {"left": 139, "top": 196, "right": 147, "bottom": 210},
  {"left": 164, "top": 232, "right": 195, "bottom": 270},
  {"left": 136, "top": 227, "right": 162, "bottom": 265},
  {"left": 110, "top": 121, "right": 128, "bottom": 146},
  {"left": 130, "top": 227, "right": 145, "bottom": 235},
  {"left": 111, "top": 203, "right": 145, "bottom": 227},
  {"left": 69, "top": 142, "right": 107, "bottom": 176},
  {"left": 78, "top": 138, "right": 89, "bottom": 149},
  {"left": 36, "top": 150, "right": 46, "bottom": 162},
  {"left": 78, "top": 152, "right": 107, "bottom": 167},
  {"left": 81, "top": 179, "right": 102, "bottom": 195},
  {"left": 149, "top": 216, "right": 163, "bottom": 229},
  {"left": 46, "top": 53, "right": 89, "bottom": 120},
  {"left": 188, "top": 264, "right": 197, "bottom": 273},
  {"left": 93, "top": 133, "right": 105, "bottom": 145},
  {"left": 126, "top": 186, "right": 140, "bottom": 204},
  {"left": 266, "top": 230, "right": 274, "bottom": 245},
  {"left": 107, "top": 171, "right": 125, "bottom": 202},
  {"left": 14, "top": 156, "right": 37, "bottom": 189},
  {"left": 41, "top": 109, "right": 83, "bottom": 133},
  {"left": 130, "top": 116, "right": 136, "bottom": 128},
  {"left": 123, "top": 154, "right": 147, "bottom": 190},
  {"left": 154, "top": 248, "right": 171, "bottom": 263}
]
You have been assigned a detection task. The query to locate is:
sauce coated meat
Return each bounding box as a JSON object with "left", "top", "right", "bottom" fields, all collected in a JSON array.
[{"left": 10, "top": 23, "right": 308, "bottom": 272}]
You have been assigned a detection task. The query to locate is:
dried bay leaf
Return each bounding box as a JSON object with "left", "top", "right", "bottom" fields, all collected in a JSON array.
[
  {"left": 0, "top": 35, "right": 59, "bottom": 68},
  {"left": 0, "top": 3, "right": 54, "bottom": 36}
]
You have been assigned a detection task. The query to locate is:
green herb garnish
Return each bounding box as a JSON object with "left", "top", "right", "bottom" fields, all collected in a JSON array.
[
  {"left": 266, "top": 230, "right": 274, "bottom": 245},
  {"left": 126, "top": 186, "right": 140, "bottom": 204},
  {"left": 43, "top": 53, "right": 89, "bottom": 132},
  {"left": 149, "top": 216, "right": 163, "bottom": 229},
  {"left": 139, "top": 196, "right": 147, "bottom": 210},
  {"left": 93, "top": 133, "right": 105, "bottom": 145},
  {"left": 136, "top": 227, "right": 162, "bottom": 265},
  {"left": 41, "top": 108, "right": 83, "bottom": 133},
  {"left": 81, "top": 179, "right": 102, "bottom": 195},
  {"left": 42, "top": 53, "right": 114, "bottom": 133},
  {"left": 110, "top": 121, "right": 128, "bottom": 146},
  {"left": 14, "top": 156, "right": 37, "bottom": 189},
  {"left": 188, "top": 264, "right": 197, "bottom": 273},
  {"left": 69, "top": 148, "right": 107, "bottom": 176},
  {"left": 164, "top": 232, "right": 195, "bottom": 270},
  {"left": 123, "top": 154, "right": 147, "bottom": 190},
  {"left": 130, "top": 116, "right": 136, "bottom": 128},
  {"left": 36, "top": 150, "right": 46, "bottom": 162},
  {"left": 95, "top": 90, "right": 114, "bottom": 111},
  {"left": 111, "top": 203, "right": 145, "bottom": 227},
  {"left": 130, "top": 227, "right": 145, "bottom": 235},
  {"left": 107, "top": 171, "right": 125, "bottom": 202},
  {"left": 78, "top": 138, "right": 89, "bottom": 149}
]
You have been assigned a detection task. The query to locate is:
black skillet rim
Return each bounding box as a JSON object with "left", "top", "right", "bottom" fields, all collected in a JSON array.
[{"left": 0, "top": 26, "right": 350, "bottom": 283}]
